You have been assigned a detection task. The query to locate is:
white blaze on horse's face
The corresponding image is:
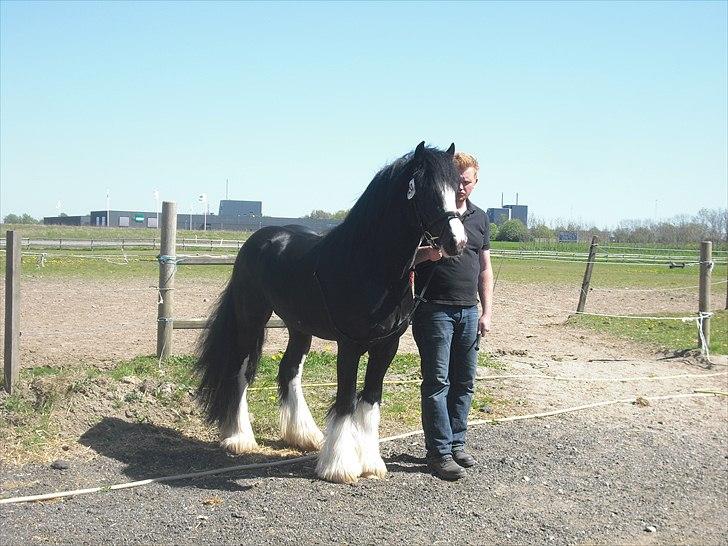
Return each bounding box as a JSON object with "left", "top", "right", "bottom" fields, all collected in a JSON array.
[{"left": 441, "top": 186, "right": 467, "bottom": 257}]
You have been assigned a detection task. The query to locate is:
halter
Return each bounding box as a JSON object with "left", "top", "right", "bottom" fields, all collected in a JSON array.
[{"left": 409, "top": 187, "right": 462, "bottom": 249}]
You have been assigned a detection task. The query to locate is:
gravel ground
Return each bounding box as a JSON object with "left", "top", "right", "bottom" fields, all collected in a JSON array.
[{"left": 2, "top": 396, "right": 727, "bottom": 545}]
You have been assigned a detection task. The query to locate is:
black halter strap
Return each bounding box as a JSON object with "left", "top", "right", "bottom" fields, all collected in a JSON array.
[{"left": 410, "top": 193, "right": 462, "bottom": 249}]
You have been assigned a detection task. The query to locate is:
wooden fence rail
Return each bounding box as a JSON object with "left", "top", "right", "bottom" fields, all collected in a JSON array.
[{"left": 155, "top": 202, "right": 284, "bottom": 358}]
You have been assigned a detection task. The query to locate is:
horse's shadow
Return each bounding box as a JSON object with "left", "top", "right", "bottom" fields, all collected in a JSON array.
[
  {"left": 79, "top": 418, "right": 316, "bottom": 492},
  {"left": 79, "top": 418, "right": 427, "bottom": 491}
]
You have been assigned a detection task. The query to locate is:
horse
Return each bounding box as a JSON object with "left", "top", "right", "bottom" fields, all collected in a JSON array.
[{"left": 195, "top": 142, "right": 467, "bottom": 483}]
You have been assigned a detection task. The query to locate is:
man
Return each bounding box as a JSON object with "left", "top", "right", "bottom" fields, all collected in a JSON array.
[{"left": 412, "top": 151, "right": 494, "bottom": 481}]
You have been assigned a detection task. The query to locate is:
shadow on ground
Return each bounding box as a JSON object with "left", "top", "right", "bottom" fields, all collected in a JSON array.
[
  {"left": 80, "top": 418, "right": 432, "bottom": 489},
  {"left": 79, "top": 418, "right": 316, "bottom": 491}
]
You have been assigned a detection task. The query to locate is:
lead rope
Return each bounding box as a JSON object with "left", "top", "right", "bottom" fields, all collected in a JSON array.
[{"left": 314, "top": 237, "right": 440, "bottom": 346}]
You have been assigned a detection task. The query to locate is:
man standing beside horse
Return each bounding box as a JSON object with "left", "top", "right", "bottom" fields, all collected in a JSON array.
[{"left": 413, "top": 151, "right": 494, "bottom": 481}]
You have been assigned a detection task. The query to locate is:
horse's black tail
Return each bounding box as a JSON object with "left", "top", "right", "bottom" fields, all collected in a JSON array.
[{"left": 195, "top": 269, "right": 269, "bottom": 427}]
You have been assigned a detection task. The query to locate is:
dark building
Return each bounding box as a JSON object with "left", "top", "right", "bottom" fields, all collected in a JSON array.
[
  {"left": 43, "top": 215, "right": 90, "bottom": 226},
  {"left": 218, "top": 200, "right": 262, "bottom": 219},
  {"left": 486, "top": 207, "right": 511, "bottom": 225},
  {"left": 504, "top": 204, "right": 528, "bottom": 226},
  {"left": 90, "top": 210, "right": 159, "bottom": 228}
]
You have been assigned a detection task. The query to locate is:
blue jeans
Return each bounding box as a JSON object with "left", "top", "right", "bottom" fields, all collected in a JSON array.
[{"left": 412, "top": 302, "right": 479, "bottom": 458}]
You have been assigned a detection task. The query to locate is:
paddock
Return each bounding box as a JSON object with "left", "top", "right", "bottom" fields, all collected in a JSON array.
[{"left": 0, "top": 231, "right": 727, "bottom": 543}]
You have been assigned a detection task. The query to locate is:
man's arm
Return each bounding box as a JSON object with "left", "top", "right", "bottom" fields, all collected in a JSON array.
[{"left": 478, "top": 249, "right": 493, "bottom": 335}]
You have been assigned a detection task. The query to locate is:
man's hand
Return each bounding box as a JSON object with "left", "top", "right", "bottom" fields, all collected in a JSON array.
[
  {"left": 478, "top": 313, "right": 491, "bottom": 336},
  {"left": 415, "top": 246, "right": 443, "bottom": 265}
]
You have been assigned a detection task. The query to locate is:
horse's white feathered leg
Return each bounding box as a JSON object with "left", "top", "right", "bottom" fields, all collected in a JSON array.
[
  {"left": 280, "top": 352, "right": 324, "bottom": 451},
  {"left": 354, "top": 400, "right": 387, "bottom": 478},
  {"left": 316, "top": 413, "right": 362, "bottom": 484},
  {"left": 220, "top": 358, "right": 258, "bottom": 453}
]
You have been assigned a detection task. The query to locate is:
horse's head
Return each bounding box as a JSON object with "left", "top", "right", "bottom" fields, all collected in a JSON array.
[{"left": 406, "top": 141, "right": 467, "bottom": 257}]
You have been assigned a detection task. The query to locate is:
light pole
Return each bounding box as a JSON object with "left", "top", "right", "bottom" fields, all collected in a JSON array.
[
  {"left": 153, "top": 189, "right": 160, "bottom": 229},
  {"left": 106, "top": 189, "right": 110, "bottom": 228},
  {"left": 198, "top": 193, "right": 208, "bottom": 232}
]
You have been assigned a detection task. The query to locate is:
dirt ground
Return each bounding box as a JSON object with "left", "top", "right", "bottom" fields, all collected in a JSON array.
[
  {"left": 4, "top": 275, "right": 722, "bottom": 367},
  {"left": 1, "top": 277, "right": 727, "bottom": 544}
]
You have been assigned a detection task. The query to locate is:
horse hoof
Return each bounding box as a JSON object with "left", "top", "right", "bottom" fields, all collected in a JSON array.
[
  {"left": 282, "top": 429, "right": 324, "bottom": 452},
  {"left": 220, "top": 435, "right": 258, "bottom": 454},
  {"left": 316, "top": 467, "right": 360, "bottom": 484},
  {"left": 361, "top": 464, "right": 387, "bottom": 479}
]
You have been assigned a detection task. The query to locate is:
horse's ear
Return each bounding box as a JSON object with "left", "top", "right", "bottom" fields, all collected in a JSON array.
[
  {"left": 414, "top": 141, "right": 426, "bottom": 161},
  {"left": 446, "top": 143, "right": 455, "bottom": 156}
]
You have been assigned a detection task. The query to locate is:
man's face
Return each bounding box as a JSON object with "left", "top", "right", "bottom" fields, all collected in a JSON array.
[{"left": 457, "top": 166, "right": 478, "bottom": 203}]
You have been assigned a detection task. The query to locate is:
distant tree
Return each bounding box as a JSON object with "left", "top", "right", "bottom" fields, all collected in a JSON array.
[
  {"left": 304, "top": 209, "right": 332, "bottom": 219},
  {"left": 489, "top": 223, "right": 498, "bottom": 242},
  {"left": 529, "top": 223, "right": 554, "bottom": 240},
  {"left": 303, "top": 209, "right": 349, "bottom": 220},
  {"left": 3, "top": 213, "right": 39, "bottom": 224},
  {"left": 496, "top": 219, "right": 528, "bottom": 242},
  {"left": 59, "top": 212, "right": 68, "bottom": 217}
]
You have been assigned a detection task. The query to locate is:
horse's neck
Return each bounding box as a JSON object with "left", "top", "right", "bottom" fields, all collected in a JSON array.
[{"left": 323, "top": 208, "right": 419, "bottom": 288}]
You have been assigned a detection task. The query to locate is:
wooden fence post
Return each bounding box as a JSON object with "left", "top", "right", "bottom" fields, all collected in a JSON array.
[
  {"left": 156, "top": 202, "right": 177, "bottom": 358},
  {"left": 577, "top": 235, "right": 599, "bottom": 313},
  {"left": 698, "top": 241, "right": 712, "bottom": 351},
  {"left": 4, "top": 231, "right": 21, "bottom": 394}
]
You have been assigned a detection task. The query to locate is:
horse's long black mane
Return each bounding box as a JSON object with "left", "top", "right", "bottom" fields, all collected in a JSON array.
[{"left": 324, "top": 145, "right": 457, "bottom": 248}]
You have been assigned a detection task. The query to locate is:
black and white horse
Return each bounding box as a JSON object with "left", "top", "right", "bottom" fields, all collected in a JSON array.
[{"left": 195, "top": 142, "right": 466, "bottom": 483}]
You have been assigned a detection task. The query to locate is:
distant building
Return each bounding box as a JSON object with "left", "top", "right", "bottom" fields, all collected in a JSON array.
[
  {"left": 218, "top": 200, "right": 262, "bottom": 219},
  {"left": 43, "top": 199, "right": 341, "bottom": 234},
  {"left": 486, "top": 208, "right": 511, "bottom": 225},
  {"left": 504, "top": 204, "right": 528, "bottom": 226},
  {"left": 90, "top": 210, "right": 160, "bottom": 228},
  {"left": 43, "top": 215, "right": 90, "bottom": 226}
]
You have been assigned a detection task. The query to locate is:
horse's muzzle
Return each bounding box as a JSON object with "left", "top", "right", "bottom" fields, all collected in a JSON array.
[{"left": 440, "top": 218, "right": 467, "bottom": 257}]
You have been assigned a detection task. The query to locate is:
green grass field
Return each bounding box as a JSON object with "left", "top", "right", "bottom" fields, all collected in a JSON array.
[
  {"left": 5, "top": 238, "right": 727, "bottom": 289},
  {"left": 568, "top": 309, "right": 727, "bottom": 355},
  {"left": 1, "top": 223, "right": 255, "bottom": 242}
]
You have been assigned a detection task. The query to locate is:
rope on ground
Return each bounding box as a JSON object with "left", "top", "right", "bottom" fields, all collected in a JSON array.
[
  {"left": 0, "top": 391, "right": 724, "bottom": 506},
  {"left": 589, "top": 279, "right": 728, "bottom": 293},
  {"left": 499, "top": 294, "right": 714, "bottom": 322},
  {"left": 246, "top": 370, "right": 728, "bottom": 392}
]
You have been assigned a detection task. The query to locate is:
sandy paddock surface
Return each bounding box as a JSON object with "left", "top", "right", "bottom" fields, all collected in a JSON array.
[{"left": 2, "top": 275, "right": 727, "bottom": 411}]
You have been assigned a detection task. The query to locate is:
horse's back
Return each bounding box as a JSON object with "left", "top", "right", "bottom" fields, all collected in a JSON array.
[
  {"left": 234, "top": 224, "right": 334, "bottom": 336},
  {"left": 240, "top": 225, "right": 322, "bottom": 264}
]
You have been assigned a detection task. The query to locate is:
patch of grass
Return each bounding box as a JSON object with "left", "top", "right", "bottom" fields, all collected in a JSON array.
[
  {"left": 26, "top": 366, "right": 62, "bottom": 378},
  {"left": 2, "top": 350, "right": 509, "bottom": 462},
  {"left": 568, "top": 309, "right": 727, "bottom": 355},
  {"left": 110, "top": 356, "right": 159, "bottom": 381}
]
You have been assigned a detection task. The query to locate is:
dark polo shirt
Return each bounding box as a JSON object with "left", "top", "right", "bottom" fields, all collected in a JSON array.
[{"left": 415, "top": 201, "right": 490, "bottom": 306}]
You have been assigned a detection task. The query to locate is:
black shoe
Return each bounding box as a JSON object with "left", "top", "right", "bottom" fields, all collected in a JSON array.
[
  {"left": 427, "top": 454, "right": 466, "bottom": 481},
  {"left": 452, "top": 449, "right": 476, "bottom": 468}
]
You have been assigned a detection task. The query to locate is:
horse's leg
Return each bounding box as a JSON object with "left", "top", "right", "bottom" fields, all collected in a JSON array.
[
  {"left": 316, "top": 341, "right": 365, "bottom": 483},
  {"left": 278, "top": 329, "right": 323, "bottom": 451},
  {"left": 357, "top": 337, "right": 399, "bottom": 479},
  {"left": 219, "top": 284, "right": 271, "bottom": 454}
]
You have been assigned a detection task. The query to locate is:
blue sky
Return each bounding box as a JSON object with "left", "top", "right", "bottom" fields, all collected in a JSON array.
[{"left": 1, "top": 1, "right": 726, "bottom": 227}]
